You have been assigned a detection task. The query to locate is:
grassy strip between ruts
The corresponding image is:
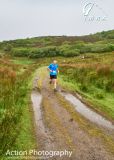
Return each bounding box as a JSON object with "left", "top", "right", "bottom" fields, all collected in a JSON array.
[{"left": 42, "top": 97, "right": 75, "bottom": 151}]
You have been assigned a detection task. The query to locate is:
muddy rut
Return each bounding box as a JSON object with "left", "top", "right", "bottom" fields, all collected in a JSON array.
[{"left": 31, "top": 68, "right": 114, "bottom": 160}]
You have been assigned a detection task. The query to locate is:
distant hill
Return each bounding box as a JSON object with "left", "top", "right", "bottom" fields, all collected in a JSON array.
[
  {"left": 0, "top": 29, "right": 114, "bottom": 58},
  {"left": 95, "top": 30, "right": 114, "bottom": 39}
]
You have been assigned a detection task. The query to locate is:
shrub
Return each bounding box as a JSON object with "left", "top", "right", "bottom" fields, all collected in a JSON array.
[
  {"left": 80, "top": 43, "right": 92, "bottom": 53},
  {"left": 62, "top": 49, "right": 80, "bottom": 57},
  {"left": 72, "top": 41, "right": 85, "bottom": 49},
  {"left": 12, "top": 47, "right": 62, "bottom": 58},
  {"left": 79, "top": 83, "right": 88, "bottom": 92},
  {"left": 105, "top": 80, "right": 114, "bottom": 92},
  {"left": 3, "top": 44, "right": 13, "bottom": 52},
  {"left": 91, "top": 44, "right": 112, "bottom": 53},
  {"left": 12, "top": 48, "right": 30, "bottom": 57},
  {"left": 60, "top": 44, "right": 80, "bottom": 57},
  {"left": 80, "top": 43, "right": 114, "bottom": 53},
  {"left": 94, "top": 92, "right": 104, "bottom": 99}
]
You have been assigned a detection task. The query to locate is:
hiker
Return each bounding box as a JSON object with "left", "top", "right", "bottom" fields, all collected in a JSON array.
[{"left": 48, "top": 60, "right": 59, "bottom": 92}]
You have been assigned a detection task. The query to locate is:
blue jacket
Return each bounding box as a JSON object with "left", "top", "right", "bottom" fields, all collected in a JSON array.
[{"left": 48, "top": 63, "right": 58, "bottom": 75}]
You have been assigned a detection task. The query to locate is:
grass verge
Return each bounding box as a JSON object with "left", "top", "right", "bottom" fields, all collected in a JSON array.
[
  {"left": 58, "top": 75, "right": 114, "bottom": 121},
  {"left": 1, "top": 64, "right": 38, "bottom": 160}
]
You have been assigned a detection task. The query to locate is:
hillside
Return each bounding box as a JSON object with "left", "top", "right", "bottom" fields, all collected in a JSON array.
[
  {"left": 0, "top": 29, "right": 114, "bottom": 58},
  {"left": 1, "top": 30, "right": 114, "bottom": 159}
]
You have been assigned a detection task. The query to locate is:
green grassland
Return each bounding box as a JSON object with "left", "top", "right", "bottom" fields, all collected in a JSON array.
[
  {"left": 58, "top": 52, "right": 114, "bottom": 120},
  {"left": 1, "top": 29, "right": 114, "bottom": 158},
  {"left": 0, "top": 57, "right": 38, "bottom": 159}
]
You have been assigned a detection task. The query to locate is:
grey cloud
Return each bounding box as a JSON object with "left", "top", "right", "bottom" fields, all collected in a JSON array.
[{"left": 0, "top": 0, "right": 114, "bottom": 41}]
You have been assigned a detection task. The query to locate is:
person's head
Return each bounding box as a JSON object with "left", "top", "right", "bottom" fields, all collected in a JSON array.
[{"left": 53, "top": 60, "right": 57, "bottom": 64}]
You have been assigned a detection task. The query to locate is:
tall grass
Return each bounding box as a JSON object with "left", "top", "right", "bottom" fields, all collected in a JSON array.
[
  {"left": 59, "top": 55, "right": 114, "bottom": 119},
  {"left": 0, "top": 59, "right": 37, "bottom": 157},
  {"left": 60, "top": 63, "right": 114, "bottom": 93}
]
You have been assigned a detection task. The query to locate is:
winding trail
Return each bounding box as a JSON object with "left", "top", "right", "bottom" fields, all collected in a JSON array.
[{"left": 31, "top": 67, "right": 114, "bottom": 160}]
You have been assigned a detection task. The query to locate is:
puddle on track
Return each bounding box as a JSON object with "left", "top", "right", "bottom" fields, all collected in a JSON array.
[
  {"left": 31, "top": 90, "right": 57, "bottom": 151},
  {"left": 31, "top": 91, "right": 46, "bottom": 134},
  {"left": 61, "top": 92, "right": 114, "bottom": 130}
]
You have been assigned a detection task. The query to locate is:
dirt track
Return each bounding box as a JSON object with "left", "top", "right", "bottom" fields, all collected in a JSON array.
[{"left": 31, "top": 67, "right": 114, "bottom": 160}]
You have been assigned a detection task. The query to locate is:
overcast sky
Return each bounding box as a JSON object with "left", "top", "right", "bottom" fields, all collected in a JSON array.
[{"left": 0, "top": 0, "right": 114, "bottom": 41}]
